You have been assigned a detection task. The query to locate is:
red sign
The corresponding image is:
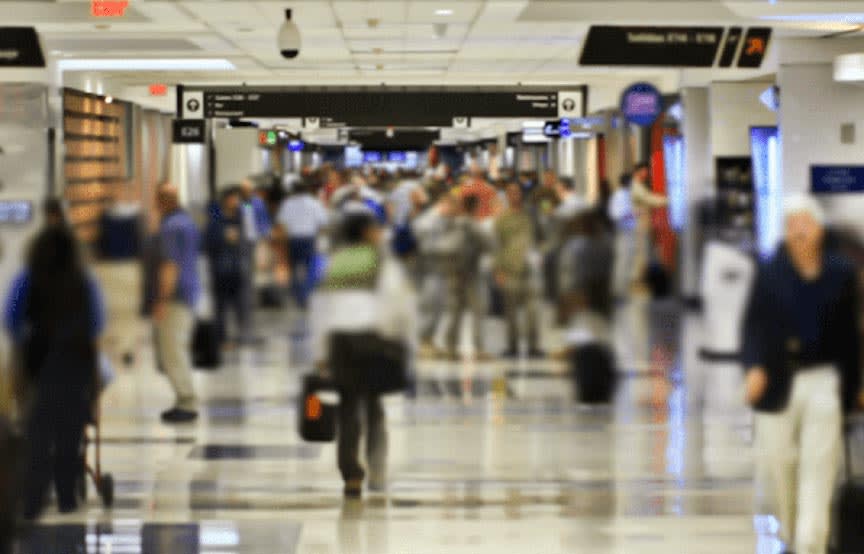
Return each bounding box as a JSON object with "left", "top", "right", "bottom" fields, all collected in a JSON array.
[
  {"left": 91, "top": 1, "right": 129, "bottom": 17},
  {"left": 149, "top": 83, "right": 168, "bottom": 97}
]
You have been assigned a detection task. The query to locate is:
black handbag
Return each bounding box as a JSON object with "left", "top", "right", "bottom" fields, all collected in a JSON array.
[
  {"left": 357, "top": 334, "right": 408, "bottom": 395},
  {"left": 298, "top": 373, "right": 337, "bottom": 442}
]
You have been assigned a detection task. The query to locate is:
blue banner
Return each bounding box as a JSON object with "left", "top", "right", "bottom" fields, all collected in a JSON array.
[{"left": 811, "top": 165, "right": 864, "bottom": 193}]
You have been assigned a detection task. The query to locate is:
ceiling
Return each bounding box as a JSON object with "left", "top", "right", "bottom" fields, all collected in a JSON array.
[{"left": 3, "top": 0, "right": 864, "bottom": 114}]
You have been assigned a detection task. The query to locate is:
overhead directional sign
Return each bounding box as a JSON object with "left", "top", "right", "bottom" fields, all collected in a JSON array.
[
  {"left": 0, "top": 28, "right": 45, "bottom": 68},
  {"left": 580, "top": 26, "right": 724, "bottom": 67},
  {"left": 178, "top": 86, "right": 587, "bottom": 126},
  {"left": 580, "top": 25, "right": 770, "bottom": 68},
  {"left": 738, "top": 27, "right": 772, "bottom": 68}
]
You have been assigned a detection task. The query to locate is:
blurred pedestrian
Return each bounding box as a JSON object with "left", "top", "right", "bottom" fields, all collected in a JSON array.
[
  {"left": 459, "top": 162, "right": 499, "bottom": 221},
  {"left": 444, "top": 196, "right": 493, "bottom": 361},
  {"left": 630, "top": 162, "right": 668, "bottom": 294},
  {"left": 275, "top": 179, "right": 328, "bottom": 310},
  {"left": 241, "top": 177, "right": 272, "bottom": 239},
  {"left": 494, "top": 184, "right": 542, "bottom": 358},
  {"left": 3, "top": 226, "right": 106, "bottom": 518},
  {"left": 608, "top": 173, "right": 636, "bottom": 298},
  {"left": 558, "top": 211, "right": 616, "bottom": 403},
  {"left": 205, "top": 187, "right": 254, "bottom": 346},
  {"left": 152, "top": 183, "right": 201, "bottom": 424},
  {"left": 412, "top": 194, "right": 459, "bottom": 358},
  {"left": 743, "top": 194, "right": 862, "bottom": 554},
  {"left": 41, "top": 197, "right": 67, "bottom": 228},
  {"left": 310, "top": 213, "right": 416, "bottom": 497}
]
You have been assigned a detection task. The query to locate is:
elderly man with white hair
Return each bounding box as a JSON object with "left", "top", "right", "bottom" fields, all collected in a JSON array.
[{"left": 742, "top": 193, "right": 862, "bottom": 554}]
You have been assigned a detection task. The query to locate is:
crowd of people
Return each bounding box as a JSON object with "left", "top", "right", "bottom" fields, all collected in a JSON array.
[
  {"left": 9, "top": 154, "right": 861, "bottom": 554},
  {"left": 0, "top": 159, "right": 671, "bottom": 521}
]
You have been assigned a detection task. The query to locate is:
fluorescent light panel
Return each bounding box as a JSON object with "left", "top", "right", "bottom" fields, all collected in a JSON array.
[
  {"left": 835, "top": 53, "right": 864, "bottom": 81},
  {"left": 58, "top": 58, "right": 236, "bottom": 71},
  {"left": 759, "top": 13, "right": 864, "bottom": 23}
]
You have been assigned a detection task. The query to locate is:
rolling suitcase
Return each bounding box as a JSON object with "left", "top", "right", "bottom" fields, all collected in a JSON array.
[
  {"left": 570, "top": 343, "right": 616, "bottom": 404},
  {"left": 298, "top": 374, "right": 337, "bottom": 442},
  {"left": 192, "top": 320, "right": 222, "bottom": 370},
  {"left": 832, "top": 419, "right": 864, "bottom": 553}
]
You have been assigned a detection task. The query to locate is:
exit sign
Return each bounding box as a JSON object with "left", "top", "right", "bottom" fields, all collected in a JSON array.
[
  {"left": 149, "top": 83, "right": 168, "bottom": 96},
  {"left": 92, "top": 1, "right": 129, "bottom": 17}
]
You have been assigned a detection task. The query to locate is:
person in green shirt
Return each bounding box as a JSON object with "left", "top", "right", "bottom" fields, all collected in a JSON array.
[{"left": 494, "top": 184, "right": 543, "bottom": 358}]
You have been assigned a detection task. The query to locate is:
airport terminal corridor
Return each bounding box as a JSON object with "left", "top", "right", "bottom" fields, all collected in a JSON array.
[{"left": 5, "top": 2, "right": 864, "bottom": 553}]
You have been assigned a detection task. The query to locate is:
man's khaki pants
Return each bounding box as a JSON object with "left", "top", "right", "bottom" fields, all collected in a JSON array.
[
  {"left": 155, "top": 302, "right": 196, "bottom": 410},
  {"left": 755, "top": 367, "right": 841, "bottom": 554}
]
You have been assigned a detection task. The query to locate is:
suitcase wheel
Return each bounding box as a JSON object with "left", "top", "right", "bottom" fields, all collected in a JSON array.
[{"left": 99, "top": 473, "right": 114, "bottom": 508}]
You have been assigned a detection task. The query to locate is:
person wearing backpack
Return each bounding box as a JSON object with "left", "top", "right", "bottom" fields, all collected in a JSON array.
[{"left": 310, "top": 212, "right": 416, "bottom": 498}]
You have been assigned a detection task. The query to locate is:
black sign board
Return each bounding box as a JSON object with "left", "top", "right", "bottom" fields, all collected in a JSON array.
[
  {"left": 738, "top": 27, "right": 772, "bottom": 68},
  {"left": 172, "top": 119, "right": 206, "bottom": 144},
  {"left": 718, "top": 27, "right": 743, "bottom": 68},
  {"left": 0, "top": 28, "right": 45, "bottom": 68},
  {"left": 183, "top": 87, "right": 584, "bottom": 126},
  {"left": 348, "top": 129, "right": 440, "bottom": 151},
  {"left": 580, "top": 26, "right": 724, "bottom": 67}
]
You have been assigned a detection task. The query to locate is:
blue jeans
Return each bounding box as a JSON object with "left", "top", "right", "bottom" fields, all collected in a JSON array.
[{"left": 288, "top": 237, "right": 316, "bottom": 309}]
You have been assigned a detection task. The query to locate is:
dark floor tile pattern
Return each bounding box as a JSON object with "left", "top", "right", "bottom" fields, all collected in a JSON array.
[{"left": 187, "top": 444, "right": 321, "bottom": 460}]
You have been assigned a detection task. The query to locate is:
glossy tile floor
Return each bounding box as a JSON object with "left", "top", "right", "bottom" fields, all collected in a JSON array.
[{"left": 15, "top": 292, "right": 784, "bottom": 554}]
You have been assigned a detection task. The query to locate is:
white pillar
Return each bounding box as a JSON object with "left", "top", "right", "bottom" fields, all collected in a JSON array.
[{"left": 680, "top": 87, "right": 712, "bottom": 300}]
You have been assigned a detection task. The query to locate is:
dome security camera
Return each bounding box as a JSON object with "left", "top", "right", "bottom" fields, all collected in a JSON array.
[{"left": 278, "top": 9, "right": 301, "bottom": 59}]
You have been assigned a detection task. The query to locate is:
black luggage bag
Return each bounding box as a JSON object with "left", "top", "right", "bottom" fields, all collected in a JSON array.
[
  {"left": 192, "top": 320, "right": 222, "bottom": 370},
  {"left": 298, "top": 374, "right": 337, "bottom": 443},
  {"left": 570, "top": 343, "right": 617, "bottom": 404},
  {"left": 832, "top": 419, "right": 864, "bottom": 554}
]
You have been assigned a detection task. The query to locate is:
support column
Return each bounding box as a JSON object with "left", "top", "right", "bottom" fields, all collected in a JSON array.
[{"left": 680, "top": 87, "right": 712, "bottom": 300}]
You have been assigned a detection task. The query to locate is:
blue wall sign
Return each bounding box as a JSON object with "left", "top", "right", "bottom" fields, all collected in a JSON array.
[
  {"left": 620, "top": 82, "right": 663, "bottom": 127},
  {"left": 811, "top": 165, "right": 864, "bottom": 193}
]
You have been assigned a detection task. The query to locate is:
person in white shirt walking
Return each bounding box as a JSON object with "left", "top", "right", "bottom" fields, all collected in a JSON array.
[{"left": 275, "top": 178, "right": 328, "bottom": 310}]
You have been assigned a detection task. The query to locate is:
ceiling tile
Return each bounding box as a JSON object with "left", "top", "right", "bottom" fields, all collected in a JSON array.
[{"left": 332, "top": 0, "right": 409, "bottom": 25}]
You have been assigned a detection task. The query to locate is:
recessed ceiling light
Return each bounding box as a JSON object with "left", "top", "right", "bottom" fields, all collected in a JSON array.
[{"left": 435, "top": 9, "right": 454, "bottom": 16}]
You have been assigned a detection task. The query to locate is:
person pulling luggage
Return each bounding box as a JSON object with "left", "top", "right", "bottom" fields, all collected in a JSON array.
[{"left": 3, "top": 226, "right": 106, "bottom": 519}]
